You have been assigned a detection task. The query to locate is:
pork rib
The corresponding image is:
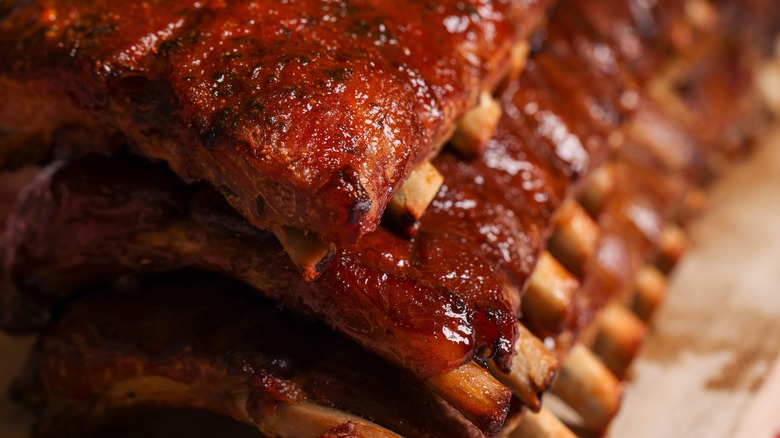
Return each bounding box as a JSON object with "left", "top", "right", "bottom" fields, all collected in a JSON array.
[
  {"left": 0, "top": 0, "right": 552, "bottom": 254},
  {"left": 12, "top": 272, "right": 487, "bottom": 438}
]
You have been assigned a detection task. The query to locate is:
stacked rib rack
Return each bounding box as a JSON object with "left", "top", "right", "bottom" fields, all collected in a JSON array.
[{"left": 0, "top": 0, "right": 777, "bottom": 437}]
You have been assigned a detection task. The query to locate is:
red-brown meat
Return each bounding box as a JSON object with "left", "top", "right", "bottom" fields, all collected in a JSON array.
[{"left": 0, "top": 0, "right": 552, "bottom": 249}]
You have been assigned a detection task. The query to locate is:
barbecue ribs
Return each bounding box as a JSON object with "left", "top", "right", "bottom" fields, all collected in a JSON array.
[
  {"left": 0, "top": 0, "right": 553, "bottom": 269},
  {"left": 12, "top": 272, "right": 490, "bottom": 438},
  {"left": 1, "top": 0, "right": 779, "bottom": 436}
]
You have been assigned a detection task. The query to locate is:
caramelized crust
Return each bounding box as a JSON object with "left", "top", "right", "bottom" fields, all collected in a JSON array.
[{"left": 0, "top": 0, "right": 552, "bottom": 248}]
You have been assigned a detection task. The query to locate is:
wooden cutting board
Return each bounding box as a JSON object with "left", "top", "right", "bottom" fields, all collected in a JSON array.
[{"left": 1, "top": 130, "right": 780, "bottom": 436}]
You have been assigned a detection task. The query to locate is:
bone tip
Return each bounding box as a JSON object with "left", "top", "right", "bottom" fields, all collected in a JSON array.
[
  {"left": 510, "top": 408, "right": 577, "bottom": 438},
  {"left": 386, "top": 162, "right": 443, "bottom": 234},
  {"left": 632, "top": 266, "right": 669, "bottom": 322},
  {"left": 657, "top": 224, "right": 687, "bottom": 272},
  {"left": 273, "top": 227, "right": 334, "bottom": 281},
  {"left": 452, "top": 91, "right": 503, "bottom": 158}
]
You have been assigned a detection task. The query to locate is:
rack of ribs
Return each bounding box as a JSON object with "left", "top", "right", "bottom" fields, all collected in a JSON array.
[
  {"left": 1, "top": 0, "right": 778, "bottom": 436},
  {"left": 0, "top": 0, "right": 554, "bottom": 277}
]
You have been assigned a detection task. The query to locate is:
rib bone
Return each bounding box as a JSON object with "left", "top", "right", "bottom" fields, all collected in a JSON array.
[
  {"left": 631, "top": 265, "right": 669, "bottom": 322},
  {"left": 427, "top": 361, "right": 512, "bottom": 437},
  {"left": 548, "top": 201, "right": 600, "bottom": 276},
  {"left": 452, "top": 91, "right": 504, "bottom": 157},
  {"left": 507, "top": 41, "right": 532, "bottom": 84},
  {"left": 551, "top": 344, "right": 622, "bottom": 433},
  {"left": 591, "top": 303, "right": 648, "bottom": 378},
  {"left": 487, "top": 323, "right": 558, "bottom": 411},
  {"left": 386, "top": 162, "right": 445, "bottom": 233},
  {"left": 259, "top": 403, "right": 402, "bottom": 438},
  {"left": 272, "top": 226, "right": 334, "bottom": 282},
  {"left": 656, "top": 223, "right": 687, "bottom": 272},
  {"left": 522, "top": 252, "right": 579, "bottom": 333},
  {"left": 508, "top": 408, "right": 576, "bottom": 438},
  {"left": 579, "top": 164, "right": 617, "bottom": 216}
]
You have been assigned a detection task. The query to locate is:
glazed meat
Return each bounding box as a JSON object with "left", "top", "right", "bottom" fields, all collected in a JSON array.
[
  {"left": 2, "top": 1, "right": 778, "bottom": 436},
  {"left": 1, "top": 155, "right": 486, "bottom": 380},
  {"left": 0, "top": 0, "right": 552, "bottom": 260},
  {"left": 12, "top": 272, "right": 489, "bottom": 438}
]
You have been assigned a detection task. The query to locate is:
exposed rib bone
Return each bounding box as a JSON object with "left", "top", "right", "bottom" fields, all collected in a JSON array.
[
  {"left": 386, "top": 161, "right": 444, "bottom": 233},
  {"left": 487, "top": 323, "right": 558, "bottom": 411},
  {"left": 685, "top": 0, "right": 718, "bottom": 32},
  {"left": 548, "top": 201, "right": 600, "bottom": 276},
  {"left": 579, "top": 165, "right": 617, "bottom": 216},
  {"left": 272, "top": 226, "right": 334, "bottom": 282},
  {"left": 452, "top": 91, "right": 503, "bottom": 157},
  {"left": 591, "top": 303, "right": 648, "bottom": 378},
  {"left": 551, "top": 344, "right": 622, "bottom": 433},
  {"left": 508, "top": 408, "right": 576, "bottom": 438},
  {"left": 522, "top": 252, "right": 579, "bottom": 332},
  {"left": 631, "top": 265, "right": 669, "bottom": 322},
  {"left": 246, "top": 400, "right": 403, "bottom": 438},
  {"left": 656, "top": 224, "right": 687, "bottom": 272},
  {"left": 507, "top": 41, "right": 532, "bottom": 84},
  {"left": 426, "top": 361, "right": 512, "bottom": 437}
]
